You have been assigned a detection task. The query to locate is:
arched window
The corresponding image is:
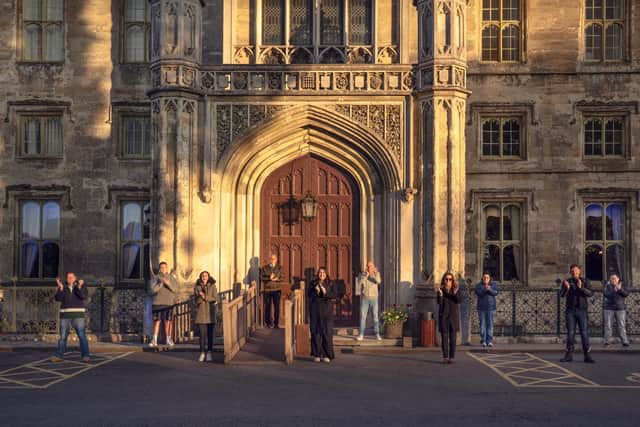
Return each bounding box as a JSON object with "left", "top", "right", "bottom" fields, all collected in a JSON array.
[
  {"left": 584, "top": 0, "right": 626, "bottom": 61},
  {"left": 481, "top": 0, "right": 522, "bottom": 62}
]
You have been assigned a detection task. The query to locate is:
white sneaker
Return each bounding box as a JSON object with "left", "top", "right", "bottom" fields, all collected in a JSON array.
[
  {"left": 166, "top": 338, "right": 175, "bottom": 347},
  {"left": 148, "top": 338, "right": 157, "bottom": 348},
  {"left": 356, "top": 335, "right": 364, "bottom": 341},
  {"left": 313, "top": 357, "right": 321, "bottom": 362},
  {"left": 322, "top": 357, "right": 331, "bottom": 363},
  {"left": 205, "top": 352, "right": 213, "bottom": 362},
  {"left": 376, "top": 334, "right": 382, "bottom": 341},
  {"left": 198, "top": 352, "right": 206, "bottom": 362}
]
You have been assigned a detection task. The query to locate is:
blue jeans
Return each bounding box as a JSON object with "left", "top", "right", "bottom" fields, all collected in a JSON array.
[
  {"left": 478, "top": 310, "right": 495, "bottom": 345},
  {"left": 565, "top": 309, "right": 590, "bottom": 353},
  {"left": 359, "top": 297, "right": 379, "bottom": 335},
  {"left": 56, "top": 317, "right": 90, "bottom": 358}
]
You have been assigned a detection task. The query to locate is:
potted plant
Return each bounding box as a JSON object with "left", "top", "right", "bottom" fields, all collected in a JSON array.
[{"left": 381, "top": 305, "right": 409, "bottom": 339}]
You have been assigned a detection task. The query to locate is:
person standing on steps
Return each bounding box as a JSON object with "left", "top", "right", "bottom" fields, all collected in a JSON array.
[
  {"left": 475, "top": 272, "right": 499, "bottom": 348},
  {"left": 560, "top": 264, "right": 595, "bottom": 363},
  {"left": 437, "top": 272, "right": 461, "bottom": 364},
  {"left": 261, "top": 254, "right": 283, "bottom": 328},
  {"left": 603, "top": 273, "right": 630, "bottom": 348},
  {"left": 194, "top": 271, "right": 219, "bottom": 362},
  {"left": 148, "top": 261, "right": 178, "bottom": 348},
  {"left": 51, "top": 272, "right": 90, "bottom": 363},
  {"left": 309, "top": 268, "right": 336, "bottom": 363},
  {"left": 356, "top": 261, "right": 382, "bottom": 341}
]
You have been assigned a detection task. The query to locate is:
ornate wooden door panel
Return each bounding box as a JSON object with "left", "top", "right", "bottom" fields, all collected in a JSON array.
[{"left": 260, "top": 155, "right": 360, "bottom": 325}]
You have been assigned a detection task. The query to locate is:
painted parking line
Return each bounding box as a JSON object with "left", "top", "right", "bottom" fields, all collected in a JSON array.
[
  {"left": 0, "top": 352, "right": 132, "bottom": 390},
  {"left": 468, "top": 352, "right": 640, "bottom": 389}
]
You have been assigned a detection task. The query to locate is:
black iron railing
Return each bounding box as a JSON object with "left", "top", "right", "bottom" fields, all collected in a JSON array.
[{"left": 468, "top": 286, "right": 640, "bottom": 337}]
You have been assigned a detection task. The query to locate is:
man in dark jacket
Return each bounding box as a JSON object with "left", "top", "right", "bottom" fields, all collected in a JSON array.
[
  {"left": 261, "top": 254, "right": 284, "bottom": 328},
  {"left": 603, "top": 273, "right": 630, "bottom": 347},
  {"left": 51, "top": 272, "right": 90, "bottom": 362},
  {"left": 560, "top": 264, "right": 594, "bottom": 363},
  {"left": 475, "top": 272, "right": 499, "bottom": 348}
]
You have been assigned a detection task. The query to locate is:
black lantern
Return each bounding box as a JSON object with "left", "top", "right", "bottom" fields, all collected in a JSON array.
[
  {"left": 279, "top": 196, "right": 301, "bottom": 225},
  {"left": 300, "top": 192, "right": 318, "bottom": 221}
]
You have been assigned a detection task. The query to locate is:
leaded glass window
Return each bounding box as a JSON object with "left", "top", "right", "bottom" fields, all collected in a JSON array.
[
  {"left": 21, "top": 0, "right": 64, "bottom": 62},
  {"left": 290, "top": 0, "right": 313, "bottom": 45},
  {"left": 349, "top": 0, "right": 372, "bottom": 45},
  {"left": 263, "top": 0, "right": 285, "bottom": 45},
  {"left": 481, "top": 117, "right": 522, "bottom": 158},
  {"left": 585, "top": 0, "right": 626, "bottom": 61},
  {"left": 585, "top": 202, "right": 625, "bottom": 282},
  {"left": 121, "top": 116, "right": 151, "bottom": 158},
  {"left": 124, "top": 0, "right": 151, "bottom": 62},
  {"left": 320, "top": 0, "right": 343, "bottom": 45},
  {"left": 19, "top": 114, "right": 63, "bottom": 157},
  {"left": 583, "top": 117, "right": 624, "bottom": 157},
  {"left": 481, "top": 0, "right": 522, "bottom": 62},
  {"left": 482, "top": 203, "right": 523, "bottom": 282},
  {"left": 120, "top": 201, "right": 151, "bottom": 282},
  {"left": 20, "top": 200, "right": 61, "bottom": 279}
]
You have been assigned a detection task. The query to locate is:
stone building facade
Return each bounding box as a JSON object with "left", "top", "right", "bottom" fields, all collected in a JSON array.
[{"left": 0, "top": 0, "right": 638, "bottom": 335}]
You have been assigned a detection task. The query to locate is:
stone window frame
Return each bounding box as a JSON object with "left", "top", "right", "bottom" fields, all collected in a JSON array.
[
  {"left": 255, "top": 0, "right": 377, "bottom": 63},
  {"left": 8, "top": 101, "right": 71, "bottom": 160},
  {"left": 468, "top": 189, "right": 535, "bottom": 285},
  {"left": 574, "top": 101, "right": 635, "bottom": 160},
  {"left": 111, "top": 101, "right": 152, "bottom": 161},
  {"left": 117, "top": 198, "right": 151, "bottom": 286},
  {"left": 479, "top": 116, "right": 524, "bottom": 159},
  {"left": 582, "top": 115, "right": 626, "bottom": 158},
  {"left": 479, "top": 0, "right": 526, "bottom": 63},
  {"left": 570, "top": 188, "right": 636, "bottom": 286},
  {"left": 16, "top": 0, "right": 66, "bottom": 64},
  {"left": 120, "top": 0, "right": 151, "bottom": 64},
  {"left": 469, "top": 102, "right": 536, "bottom": 161},
  {"left": 582, "top": 200, "right": 628, "bottom": 284},
  {"left": 580, "top": 0, "right": 630, "bottom": 63},
  {"left": 479, "top": 200, "right": 525, "bottom": 284},
  {"left": 5, "top": 186, "right": 70, "bottom": 285}
]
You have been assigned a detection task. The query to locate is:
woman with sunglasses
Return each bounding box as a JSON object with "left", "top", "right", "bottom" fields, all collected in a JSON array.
[{"left": 437, "top": 272, "right": 461, "bottom": 364}]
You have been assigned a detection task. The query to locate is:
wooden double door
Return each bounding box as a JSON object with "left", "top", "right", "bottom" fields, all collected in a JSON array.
[{"left": 260, "top": 155, "right": 360, "bottom": 325}]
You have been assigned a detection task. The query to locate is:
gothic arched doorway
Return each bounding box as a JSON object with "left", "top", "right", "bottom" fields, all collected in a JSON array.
[{"left": 260, "top": 154, "right": 361, "bottom": 325}]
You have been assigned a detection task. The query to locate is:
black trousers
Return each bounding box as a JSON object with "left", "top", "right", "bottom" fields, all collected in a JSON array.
[
  {"left": 198, "top": 323, "right": 214, "bottom": 352},
  {"left": 311, "top": 328, "right": 335, "bottom": 359},
  {"left": 440, "top": 323, "right": 457, "bottom": 359},
  {"left": 264, "top": 291, "right": 281, "bottom": 327}
]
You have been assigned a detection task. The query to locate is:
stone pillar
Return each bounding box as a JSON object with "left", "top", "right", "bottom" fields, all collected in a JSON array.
[
  {"left": 149, "top": 0, "right": 204, "bottom": 288},
  {"left": 415, "top": 0, "right": 470, "bottom": 286}
]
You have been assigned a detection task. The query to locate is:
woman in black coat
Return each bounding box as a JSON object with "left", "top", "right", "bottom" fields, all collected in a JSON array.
[
  {"left": 308, "top": 267, "right": 335, "bottom": 363},
  {"left": 437, "top": 271, "right": 461, "bottom": 364}
]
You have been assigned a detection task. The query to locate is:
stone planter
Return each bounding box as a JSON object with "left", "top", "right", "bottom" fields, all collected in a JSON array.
[{"left": 384, "top": 321, "right": 404, "bottom": 339}]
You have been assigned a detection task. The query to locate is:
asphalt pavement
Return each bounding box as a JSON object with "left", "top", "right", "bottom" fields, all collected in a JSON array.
[{"left": 1, "top": 350, "right": 639, "bottom": 427}]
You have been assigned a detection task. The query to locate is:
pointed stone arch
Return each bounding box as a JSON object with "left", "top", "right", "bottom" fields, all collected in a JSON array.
[{"left": 210, "top": 104, "right": 403, "bottom": 304}]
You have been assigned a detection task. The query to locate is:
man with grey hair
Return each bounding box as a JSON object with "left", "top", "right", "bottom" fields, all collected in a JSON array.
[{"left": 603, "top": 273, "right": 630, "bottom": 347}]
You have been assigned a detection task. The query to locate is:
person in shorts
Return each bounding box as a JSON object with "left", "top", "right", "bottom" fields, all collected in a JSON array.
[{"left": 148, "top": 261, "right": 178, "bottom": 347}]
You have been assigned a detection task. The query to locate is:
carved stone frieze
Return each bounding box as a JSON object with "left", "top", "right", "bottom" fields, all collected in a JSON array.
[
  {"left": 213, "top": 103, "right": 404, "bottom": 162},
  {"left": 198, "top": 67, "right": 414, "bottom": 95}
]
